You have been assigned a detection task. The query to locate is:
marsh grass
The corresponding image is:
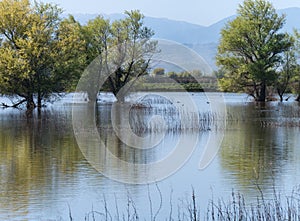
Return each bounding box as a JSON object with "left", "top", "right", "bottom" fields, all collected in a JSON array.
[
  {"left": 207, "top": 187, "right": 300, "bottom": 221},
  {"left": 125, "top": 94, "right": 223, "bottom": 133},
  {"left": 129, "top": 107, "right": 217, "bottom": 133},
  {"left": 73, "top": 185, "right": 300, "bottom": 221},
  {"left": 126, "top": 94, "right": 300, "bottom": 134}
]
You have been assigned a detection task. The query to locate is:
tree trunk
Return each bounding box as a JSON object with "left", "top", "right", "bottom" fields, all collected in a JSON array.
[
  {"left": 116, "top": 93, "right": 125, "bottom": 103},
  {"left": 87, "top": 91, "right": 98, "bottom": 104},
  {"left": 37, "top": 90, "right": 42, "bottom": 118},
  {"left": 277, "top": 88, "right": 284, "bottom": 102},
  {"left": 37, "top": 91, "right": 42, "bottom": 118},
  {"left": 37, "top": 91, "right": 42, "bottom": 109},
  {"left": 25, "top": 94, "right": 35, "bottom": 118},
  {"left": 257, "top": 82, "right": 266, "bottom": 102},
  {"left": 26, "top": 94, "right": 36, "bottom": 110},
  {"left": 279, "top": 95, "right": 283, "bottom": 102}
]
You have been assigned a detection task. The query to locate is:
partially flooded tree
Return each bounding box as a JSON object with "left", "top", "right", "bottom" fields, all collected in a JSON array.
[
  {"left": 108, "top": 11, "right": 157, "bottom": 102},
  {"left": 82, "top": 10, "right": 157, "bottom": 103},
  {"left": 216, "top": 0, "right": 293, "bottom": 101},
  {"left": 0, "top": 0, "right": 85, "bottom": 110}
]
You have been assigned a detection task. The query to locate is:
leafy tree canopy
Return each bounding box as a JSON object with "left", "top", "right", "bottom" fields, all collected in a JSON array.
[
  {"left": 80, "top": 10, "right": 158, "bottom": 102},
  {"left": 216, "top": 0, "right": 293, "bottom": 101},
  {"left": 0, "top": 0, "right": 85, "bottom": 110}
]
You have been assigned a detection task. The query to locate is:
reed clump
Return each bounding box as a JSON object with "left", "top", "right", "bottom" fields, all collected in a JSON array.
[{"left": 127, "top": 94, "right": 223, "bottom": 133}]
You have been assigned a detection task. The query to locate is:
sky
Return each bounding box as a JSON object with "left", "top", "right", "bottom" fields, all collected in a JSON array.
[{"left": 42, "top": 0, "right": 300, "bottom": 26}]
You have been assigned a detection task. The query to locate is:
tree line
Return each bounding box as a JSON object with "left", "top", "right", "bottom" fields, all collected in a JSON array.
[
  {"left": 147, "top": 68, "right": 218, "bottom": 91},
  {"left": 1, "top": 0, "right": 300, "bottom": 111},
  {"left": 0, "top": 0, "right": 156, "bottom": 110}
]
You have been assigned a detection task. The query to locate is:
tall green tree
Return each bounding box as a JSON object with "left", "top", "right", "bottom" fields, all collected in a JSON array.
[
  {"left": 81, "top": 10, "right": 157, "bottom": 103},
  {"left": 108, "top": 10, "right": 157, "bottom": 102},
  {"left": 216, "top": 0, "right": 293, "bottom": 101},
  {"left": 0, "top": 0, "right": 85, "bottom": 110}
]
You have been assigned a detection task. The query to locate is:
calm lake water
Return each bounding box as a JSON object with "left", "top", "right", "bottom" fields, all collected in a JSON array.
[{"left": 1, "top": 92, "right": 300, "bottom": 220}]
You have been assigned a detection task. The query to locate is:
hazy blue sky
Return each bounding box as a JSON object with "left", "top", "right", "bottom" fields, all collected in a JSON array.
[{"left": 43, "top": 0, "right": 300, "bottom": 26}]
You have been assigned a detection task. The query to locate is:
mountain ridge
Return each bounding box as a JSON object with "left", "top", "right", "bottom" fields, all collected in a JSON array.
[
  {"left": 71, "top": 7, "right": 300, "bottom": 44},
  {"left": 71, "top": 7, "right": 300, "bottom": 70}
]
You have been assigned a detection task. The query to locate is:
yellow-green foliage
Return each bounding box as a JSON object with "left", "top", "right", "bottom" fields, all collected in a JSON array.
[
  {"left": 0, "top": 0, "right": 85, "bottom": 108},
  {"left": 216, "top": 0, "right": 293, "bottom": 101}
]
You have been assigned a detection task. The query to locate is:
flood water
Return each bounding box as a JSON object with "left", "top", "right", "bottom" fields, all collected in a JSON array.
[{"left": 1, "top": 92, "right": 300, "bottom": 220}]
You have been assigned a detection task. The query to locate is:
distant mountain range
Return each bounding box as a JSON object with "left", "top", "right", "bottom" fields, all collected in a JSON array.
[{"left": 72, "top": 7, "right": 300, "bottom": 70}]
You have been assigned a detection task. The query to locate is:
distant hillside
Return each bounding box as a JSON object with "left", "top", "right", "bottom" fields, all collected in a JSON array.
[{"left": 72, "top": 7, "right": 300, "bottom": 70}]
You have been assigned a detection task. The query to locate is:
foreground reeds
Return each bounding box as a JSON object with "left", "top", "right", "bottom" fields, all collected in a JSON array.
[{"left": 66, "top": 185, "right": 300, "bottom": 221}]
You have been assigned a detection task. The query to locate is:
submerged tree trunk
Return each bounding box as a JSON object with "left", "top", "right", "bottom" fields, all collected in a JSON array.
[
  {"left": 87, "top": 91, "right": 98, "bottom": 104},
  {"left": 25, "top": 94, "right": 35, "bottom": 118},
  {"left": 37, "top": 91, "right": 42, "bottom": 109},
  {"left": 116, "top": 93, "right": 126, "bottom": 103},
  {"left": 277, "top": 88, "right": 284, "bottom": 102},
  {"left": 257, "top": 82, "right": 266, "bottom": 102},
  {"left": 26, "top": 94, "right": 36, "bottom": 110}
]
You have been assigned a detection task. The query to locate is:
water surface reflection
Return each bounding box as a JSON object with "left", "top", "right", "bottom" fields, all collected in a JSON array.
[{"left": 0, "top": 93, "right": 300, "bottom": 220}]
